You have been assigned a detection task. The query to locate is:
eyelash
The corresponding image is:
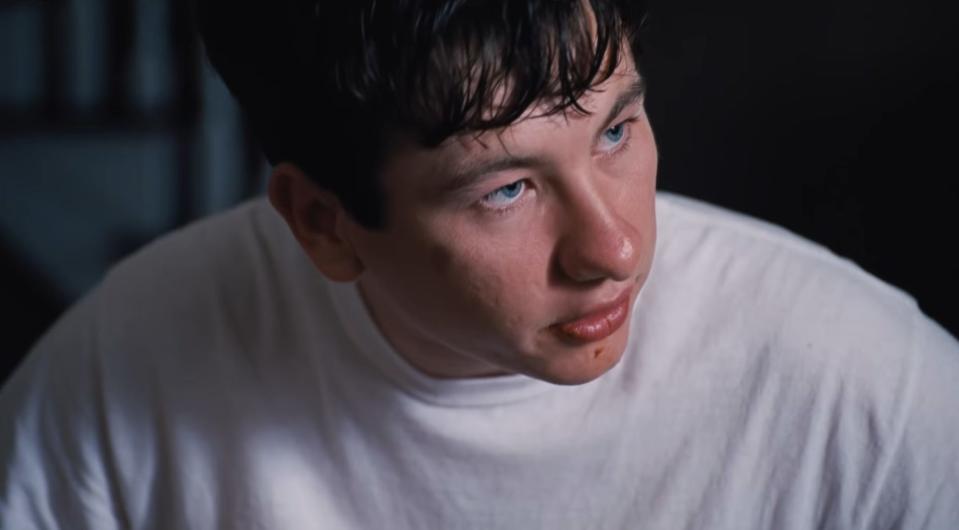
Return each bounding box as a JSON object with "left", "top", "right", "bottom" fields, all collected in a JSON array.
[
  {"left": 478, "top": 180, "right": 531, "bottom": 216},
  {"left": 475, "top": 116, "right": 641, "bottom": 216},
  {"left": 598, "top": 117, "right": 639, "bottom": 161}
]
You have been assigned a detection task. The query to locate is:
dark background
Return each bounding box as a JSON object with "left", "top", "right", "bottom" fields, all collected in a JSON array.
[
  {"left": 642, "top": 0, "right": 958, "bottom": 335},
  {"left": 2, "top": 0, "right": 957, "bottom": 382}
]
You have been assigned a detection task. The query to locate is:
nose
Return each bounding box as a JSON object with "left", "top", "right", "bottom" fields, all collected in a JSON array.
[{"left": 555, "top": 190, "right": 641, "bottom": 284}]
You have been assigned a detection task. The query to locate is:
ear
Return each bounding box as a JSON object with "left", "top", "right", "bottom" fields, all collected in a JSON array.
[{"left": 268, "top": 163, "right": 365, "bottom": 282}]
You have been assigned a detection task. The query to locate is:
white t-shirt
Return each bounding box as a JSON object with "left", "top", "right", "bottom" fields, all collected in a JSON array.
[{"left": 2, "top": 193, "right": 957, "bottom": 529}]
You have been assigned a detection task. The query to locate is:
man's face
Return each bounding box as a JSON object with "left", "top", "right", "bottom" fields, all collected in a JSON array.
[{"left": 343, "top": 59, "right": 657, "bottom": 385}]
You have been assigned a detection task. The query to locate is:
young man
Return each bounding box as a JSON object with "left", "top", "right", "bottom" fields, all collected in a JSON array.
[{"left": 2, "top": 1, "right": 957, "bottom": 528}]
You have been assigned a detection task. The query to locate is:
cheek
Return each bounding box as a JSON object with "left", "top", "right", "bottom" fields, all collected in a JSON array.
[
  {"left": 630, "top": 118, "right": 658, "bottom": 181},
  {"left": 430, "top": 228, "right": 551, "bottom": 335},
  {"left": 427, "top": 243, "right": 453, "bottom": 276},
  {"left": 609, "top": 140, "right": 656, "bottom": 204},
  {"left": 427, "top": 243, "right": 512, "bottom": 326}
]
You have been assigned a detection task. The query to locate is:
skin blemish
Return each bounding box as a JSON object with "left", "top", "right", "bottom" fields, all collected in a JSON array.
[{"left": 593, "top": 347, "right": 604, "bottom": 359}]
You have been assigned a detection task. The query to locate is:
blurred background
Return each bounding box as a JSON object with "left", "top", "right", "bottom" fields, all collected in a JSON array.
[{"left": 1, "top": 0, "right": 957, "bottom": 382}]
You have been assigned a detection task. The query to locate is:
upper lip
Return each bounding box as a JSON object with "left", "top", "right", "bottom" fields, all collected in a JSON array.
[{"left": 553, "top": 286, "right": 634, "bottom": 325}]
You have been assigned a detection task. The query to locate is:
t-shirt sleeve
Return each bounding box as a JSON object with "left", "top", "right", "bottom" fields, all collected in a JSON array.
[
  {"left": 861, "top": 314, "right": 959, "bottom": 529},
  {"left": 0, "top": 292, "right": 125, "bottom": 530}
]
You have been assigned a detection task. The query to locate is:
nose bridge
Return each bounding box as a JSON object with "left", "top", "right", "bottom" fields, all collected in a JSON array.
[{"left": 557, "top": 180, "right": 638, "bottom": 283}]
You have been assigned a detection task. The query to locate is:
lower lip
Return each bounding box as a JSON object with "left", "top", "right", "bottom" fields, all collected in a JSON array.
[{"left": 551, "top": 293, "right": 631, "bottom": 343}]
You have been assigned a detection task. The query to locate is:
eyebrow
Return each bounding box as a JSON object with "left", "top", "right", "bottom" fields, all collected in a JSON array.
[
  {"left": 439, "top": 76, "right": 647, "bottom": 194},
  {"left": 599, "top": 77, "right": 647, "bottom": 133}
]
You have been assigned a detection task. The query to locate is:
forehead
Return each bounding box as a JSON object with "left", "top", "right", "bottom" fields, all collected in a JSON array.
[
  {"left": 377, "top": 60, "right": 644, "bottom": 199},
  {"left": 451, "top": 60, "right": 642, "bottom": 152}
]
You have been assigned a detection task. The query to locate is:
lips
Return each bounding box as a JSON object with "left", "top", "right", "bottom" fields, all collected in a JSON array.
[{"left": 550, "top": 288, "right": 633, "bottom": 343}]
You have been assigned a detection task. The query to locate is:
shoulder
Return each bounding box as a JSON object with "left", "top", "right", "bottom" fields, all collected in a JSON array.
[
  {"left": 646, "top": 191, "right": 954, "bottom": 416},
  {"left": 13, "top": 198, "right": 339, "bottom": 400},
  {"left": 94, "top": 197, "right": 318, "bottom": 344},
  {"left": 645, "top": 193, "right": 959, "bottom": 526},
  {"left": 0, "top": 198, "right": 343, "bottom": 471},
  {"left": 0, "top": 199, "right": 323, "bottom": 527},
  {"left": 101, "top": 197, "right": 293, "bottom": 302},
  {"left": 654, "top": 191, "right": 910, "bottom": 303},
  {"left": 652, "top": 192, "right": 921, "bottom": 352},
  {"left": 89, "top": 197, "right": 352, "bottom": 386}
]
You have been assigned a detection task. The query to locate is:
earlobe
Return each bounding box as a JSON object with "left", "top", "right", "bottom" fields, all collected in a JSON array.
[{"left": 268, "top": 163, "right": 365, "bottom": 282}]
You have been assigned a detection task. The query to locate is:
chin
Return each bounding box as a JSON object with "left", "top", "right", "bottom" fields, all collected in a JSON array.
[{"left": 523, "top": 344, "right": 626, "bottom": 386}]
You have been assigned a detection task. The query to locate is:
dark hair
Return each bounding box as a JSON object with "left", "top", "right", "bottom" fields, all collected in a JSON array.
[{"left": 198, "top": 0, "right": 646, "bottom": 228}]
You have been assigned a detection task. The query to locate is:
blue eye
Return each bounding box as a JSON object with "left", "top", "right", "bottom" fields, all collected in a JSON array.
[
  {"left": 598, "top": 120, "right": 633, "bottom": 156},
  {"left": 604, "top": 123, "right": 626, "bottom": 144},
  {"left": 482, "top": 180, "right": 526, "bottom": 208}
]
